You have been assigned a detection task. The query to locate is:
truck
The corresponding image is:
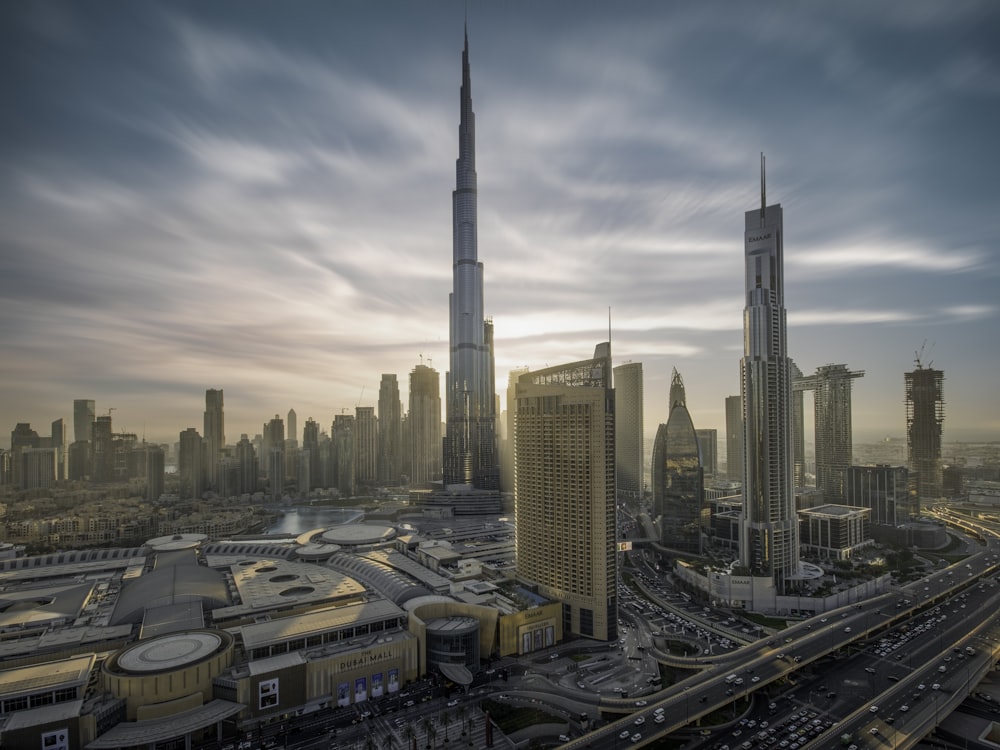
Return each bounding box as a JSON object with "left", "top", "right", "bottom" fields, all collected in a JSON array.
[{"left": 725, "top": 674, "right": 739, "bottom": 684}]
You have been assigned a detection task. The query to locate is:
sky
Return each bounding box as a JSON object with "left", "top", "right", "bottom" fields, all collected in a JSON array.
[{"left": 2, "top": 1, "right": 999, "bottom": 451}]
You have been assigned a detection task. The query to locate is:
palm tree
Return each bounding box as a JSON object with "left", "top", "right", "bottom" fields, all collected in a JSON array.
[
  {"left": 402, "top": 725, "right": 416, "bottom": 750},
  {"left": 440, "top": 710, "right": 451, "bottom": 743},
  {"left": 383, "top": 732, "right": 397, "bottom": 750},
  {"left": 456, "top": 705, "right": 468, "bottom": 737},
  {"left": 422, "top": 718, "right": 436, "bottom": 750}
]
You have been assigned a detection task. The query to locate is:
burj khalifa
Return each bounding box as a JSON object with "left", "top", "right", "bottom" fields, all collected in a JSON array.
[{"left": 444, "top": 29, "right": 498, "bottom": 492}]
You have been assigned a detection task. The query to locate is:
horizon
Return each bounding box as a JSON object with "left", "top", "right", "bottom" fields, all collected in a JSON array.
[{"left": 3, "top": 2, "right": 999, "bottom": 449}]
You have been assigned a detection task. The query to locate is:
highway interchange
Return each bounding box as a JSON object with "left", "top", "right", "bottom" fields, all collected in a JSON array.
[{"left": 558, "top": 510, "right": 1000, "bottom": 750}]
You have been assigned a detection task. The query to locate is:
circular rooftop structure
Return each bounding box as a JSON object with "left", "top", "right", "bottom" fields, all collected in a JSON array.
[
  {"left": 320, "top": 523, "right": 396, "bottom": 547},
  {"left": 145, "top": 533, "right": 207, "bottom": 551},
  {"left": 294, "top": 543, "right": 342, "bottom": 561},
  {"left": 118, "top": 632, "right": 222, "bottom": 673}
]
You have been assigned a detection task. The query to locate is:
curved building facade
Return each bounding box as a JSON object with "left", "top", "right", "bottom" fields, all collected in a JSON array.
[{"left": 651, "top": 369, "right": 705, "bottom": 554}]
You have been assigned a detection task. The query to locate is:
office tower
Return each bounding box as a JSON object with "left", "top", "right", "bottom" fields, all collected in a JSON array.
[
  {"left": 794, "top": 364, "right": 865, "bottom": 502},
  {"left": 409, "top": 363, "right": 442, "bottom": 488},
  {"left": 73, "top": 399, "right": 95, "bottom": 443},
  {"left": 443, "top": 30, "right": 498, "bottom": 492},
  {"left": 9, "top": 423, "right": 40, "bottom": 488},
  {"left": 263, "top": 415, "right": 285, "bottom": 493},
  {"left": 303, "top": 418, "right": 320, "bottom": 491},
  {"left": 0, "top": 450, "right": 9, "bottom": 485},
  {"left": 287, "top": 408, "right": 297, "bottom": 446},
  {"left": 501, "top": 368, "right": 529, "bottom": 494},
  {"left": 378, "top": 374, "right": 402, "bottom": 486},
  {"left": 235, "top": 434, "right": 258, "bottom": 495},
  {"left": 50, "top": 418, "right": 65, "bottom": 481},
  {"left": 19, "top": 448, "right": 57, "bottom": 490},
  {"left": 514, "top": 343, "right": 617, "bottom": 642},
  {"left": 145, "top": 445, "right": 165, "bottom": 502},
  {"left": 790, "top": 360, "right": 806, "bottom": 487},
  {"left": 905, "top": 362, "right": 944, "bottom": 501},
  {"left": 355, "top": 406, "right": 378, "bottom": 486},
  {"left": 651, "top": 369, "right": 705, "bottom": 554},
  {"left": 332, "top": 414, "right": 356, "bottom": 497},
  {"left": 725, "top": 395, "right": 743, "bottom": 482},
  {"left": 203, "top": 389, "right": 225, "bottom": 490},
  {"left": 696, "top": 428, "right": 718, "bottom": 478},
  {"left": 178, "top": 427, "right": 204, "bottom": 499},
  {"left": 846, "top": 464, "right": 914, "bottom": 526},
  {"left": 613, "top": 362, "right": 644, "bottom": 500},
  {"left": 739, "top": 158, "right": 799, "bottom": 591},
  {"left": 91, "top": 415, "right": 114, "bottom": 483},
  {"left": 67, "top": 441, "right": 90, "bottom": 481}
]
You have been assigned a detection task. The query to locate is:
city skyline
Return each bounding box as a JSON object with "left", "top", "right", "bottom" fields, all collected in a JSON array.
[{"left": 2, "top": 2, "right": 999, "bottom": 448}]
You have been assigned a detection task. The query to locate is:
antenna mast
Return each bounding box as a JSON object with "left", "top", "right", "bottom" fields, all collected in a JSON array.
[{"left": 760, "top": 152, "right": 766, "bottom": 227}]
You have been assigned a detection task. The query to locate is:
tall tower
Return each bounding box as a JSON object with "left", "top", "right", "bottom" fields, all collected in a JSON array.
[
  {"left": 178, "top": 427, "right": 204, "bottom": 499},
  {"left": 651, "top": 369, "right": 705, "bottom": 554},
  {"left": 739, "top": 156, "right": 799, "bottom": 592},
  {"left": 355, "top": 406, "right": 378, "bottom": 486},
  {"left": 905, "top": 361, "right": 944, "bottom": 501},
  {"left": 378, "top": 374, "right": 402, "bottom": 486},
  {"left": 203, "top": 389, "right": 225, "bottom": 490},
  {"left": 287, "top": 408, "right": 298, "bottom": 446},
  {"left": 444, "top": 29, "right": 498, "bottom": 491},
  {"left": 73, "top": 399, "right": 95, "bottom": 443},
  {"left": 514, "top": 343, "right": 617, "bottom": 642},
  {"left": 409, "top": 363, "right": 442, "bottom": 488},
  {"left": 725, "top": 395, "right": 743, "bottom": 482},
  {"left": 613, "top": 362, "right": 644, "bottom": 500},
  {"left": 794, "top": 363, "right": 865, "bottom": 502}
]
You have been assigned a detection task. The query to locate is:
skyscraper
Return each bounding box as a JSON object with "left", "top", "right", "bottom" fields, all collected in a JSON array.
[
  {"left": 739, "top": 158, "right": 799, "bottom": 591},
  {"left": 91, "top": 415, "right": 114, "bottom": 483},
  {"left": 514, "top": 343, "right": 617, "bottom": 642},
  {"left": 409, "top": 363, "right": 442, "bottom": 488},
  {"left": 696, "top": 428, "right": 718, "bottom": 478},
  {"left": 73, "top": 399, "right": 95, "bottom": 444},
  {"left": 794, "top": 363, "right": 864, "bottom": 502},
  {"left": 303, "top": 418, "right": 320, "bottom": 491},
  {"left": 443, "top": 29, "right": 498, "bottom": 492},
  {"left": 287, "top": 408, "right": 297, "bottom": 446},
  {"left": 652, "top": 369, "right": 705, "bottom": 554},
  {"left": 203, "top": 389, "right": 225, "bottom": 490},
  {"left": 613, "top": 362, "right": 644, "bottom": 500},
  {"left": 725, "top": 395, "right": 743, "bottom": 482},
  {"left": 355, "top": 406, "right": 378, "bottom": 486},
  {"left": 332, "top": 414, "right": 355, "bottom": 497},
  {"left": 178, "top": 427, "right": 204, "bottom": 500},
  {"left": 905, "top": 362, "right": 944, "bottom": 501},
  {"left": 378, "top": 374, "right": 402, "bottom": 486},
  {"left": 236, "top": 434, "right": 258, "bottom": 495},
  {"left": 144, "top": 444, "right": 165, "bottom": 502}
]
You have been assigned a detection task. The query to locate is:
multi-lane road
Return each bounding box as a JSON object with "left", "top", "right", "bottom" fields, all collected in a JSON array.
[{"left": 563, "top": 523, "right": 1000, "bottom": 749}]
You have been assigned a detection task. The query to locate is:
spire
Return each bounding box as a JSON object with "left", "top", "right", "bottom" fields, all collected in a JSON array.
[
  {"left": 669, "top": 368, "right": 686, "bottom": 410},
  {"left": 760, "top": 152, "right": 766, "bottom": 227}
]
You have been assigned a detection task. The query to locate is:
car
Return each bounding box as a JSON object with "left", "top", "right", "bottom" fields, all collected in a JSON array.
[
  {"left": 932, "top": 683, "right": 942, "bottom": 690},
  {"left": 751, "top": 676, "right": 761, "bottom": 683},
  {"left": 918, "top": 684, "right": 926, "bottom": 690},
  {"left": 820, "top": 617, "right": 828, "bottom": 623},
  {"left": 447, "top": 700, "right": 459, "bottom": 707},
  {"left": 630, "top": 734, "right": 642, "bottom": 743},
  {"left": 403, "top": 700, "right": 415, "bottom": 707},
  {"left": 870, "top": 728, "right": 879, "bottom": 735},
  {"left": 634, "top": 700, "right": 647, "bottom": 707},
  {"left": 869, "top": 705, "right": 879, "bottom": 713},
  {"left": 654, "top": 715, "right": 665, "bottom": 723},
  {"left": 634, "top": 716, "right": 645, "bottom": 726},
  {"left": 864, "top": 667, "right": 876, "bottom": 674},
  {"left": 559, "top": 735, "right": 570, "bottom": 743},
  {"left": 844, "top": 627, "right": 852, "bottom": 633},
  {"left": 777, "top": 653, "right": 786, "bottom": 659},
  {"left": 620, "top": 730, "right": 632, "bottom": 739}
]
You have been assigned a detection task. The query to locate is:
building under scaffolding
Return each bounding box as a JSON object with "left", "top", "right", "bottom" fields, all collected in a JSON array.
[
  {"left": 905, "top": 364, "right": 945, "bottom": 501},
  {"left": 794, "top": 364, "right": 865, "bottom": 503}
]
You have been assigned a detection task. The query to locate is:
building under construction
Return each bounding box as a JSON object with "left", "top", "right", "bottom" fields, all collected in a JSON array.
[
  {"left": 905, "top": 362, "right": 945, "bottom": 501},
  {"left": 794, "top": 363, "right": 864, "bottom": 503}
]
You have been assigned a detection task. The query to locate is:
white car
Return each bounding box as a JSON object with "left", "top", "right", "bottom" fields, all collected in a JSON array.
[
  {"left": 634, "top": 716, "right": 645, "bottom": 725},
  {"left": 620, "top": 730, "right": 631, "bottom": 739},
  {"left": 869, "top": 705, "right": 878, "bottom": 713}
]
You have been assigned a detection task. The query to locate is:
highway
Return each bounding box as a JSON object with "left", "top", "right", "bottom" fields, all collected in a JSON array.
[{"left": 563, "top": 526, "right": 1000, "bottom": 749}]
